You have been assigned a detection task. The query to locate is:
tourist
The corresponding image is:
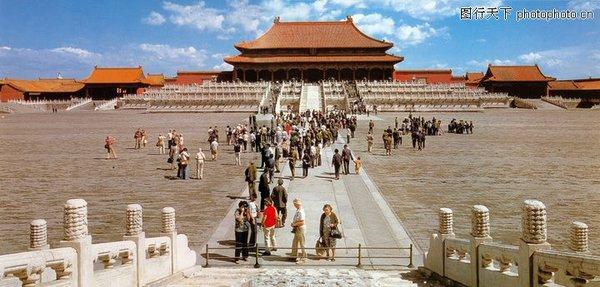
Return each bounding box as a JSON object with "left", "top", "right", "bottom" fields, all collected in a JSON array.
[
  {"left": 316, "top": 142, "right": 323, "bottom": 166},
  {"left": 134, "top": 128, "right": 142, "bottom": 149},
  {"left": 234, "top": 141, "right": 242, "bottom": 166},
  {"left": 393, "top": 128, "right": 401, "bottom": 149},
  {"left": 319, "top": 204, "right": 339, "bottom": 261},
  {"left": 234, "top": 202, "right": 250, "bottom": 262},
  {"left": 271, "top": 179, "right": 287, "bottom": 226},
  {"left": 342, "top": 144, "right": 353, "bottom": 175},
  {"left": 332, "top": 149, "right": 342, "bottom": 180},
  {"left": 262, "top": 198, "right": 277, "bottom": 256},
  {"left": 210, "top": 138, "right": 219, "bottom": 161},
  {"left": 368, "top": 120, "right": 374, "bottom": 134},
  {"left": 289, "top": 146, "right": 298, "bottom": 180},
  {"left": 258, "top": 170, "right": 270, "bottom": 211},
  {"left": 274, "top": 144, "right": 282, "bottom": 172},
  {"left": 366, "top": 132, "right": 374, "bottom": 153},
  {"left": 266, "top": 154, "right": 275, "bottom": 183},
  {"left": 156, "top": 134, "right": 166, "bottom": 155},
  {"left": 245, "top": 162, "right": 258, "bottom": 199},
  {"left": 248, "top": 196, "right": 258, "bottom": 250},
  {"left": 141, "top": 129, "right": 147, "bottom": 148},
  {"left": 177, "top": 148, "right": 190, "bottom": 180},
  {"left": 290, "top": 198, "right": 306, "bottom": 263},
  {"left": 195, "top": 148, "right": 206, "bottom": 180},
  {"left": 354, "top": 156, "right": 362, "bottom": 175},
  {"left": 301, "top": 150, "right": 311, "bottom": 178},
  {"left": 346, "top": 126, "right": 351, "bottom": 144},
  {"left": 168, "top": 138, "right": 178, "bottom": 170},
  {"left": 104, "top": 136, "right": 117, "bottom": 159}
]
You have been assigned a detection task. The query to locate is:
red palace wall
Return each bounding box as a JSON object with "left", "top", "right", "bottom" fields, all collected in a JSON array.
[
  {"left": 393, "top": 70, "right": 465, "bottom": 84},
  {"left": 0, "top": 84, "right": 24, "bottom": 102},
  {"left": 175, "top": 72, "right": 220, "bottom": 85}
]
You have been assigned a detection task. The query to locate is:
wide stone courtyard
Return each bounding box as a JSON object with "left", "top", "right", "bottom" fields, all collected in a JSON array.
[{"left": 0, "top": 109, "right": 598, "bottom": 256}]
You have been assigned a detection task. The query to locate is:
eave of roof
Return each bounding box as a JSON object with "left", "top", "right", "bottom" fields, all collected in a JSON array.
[
  {"left": 224, "top": 54, "right": 403, "bottom": 64},
  {"left": 234, "top": 17, "right": 393, "bottom": 50}
]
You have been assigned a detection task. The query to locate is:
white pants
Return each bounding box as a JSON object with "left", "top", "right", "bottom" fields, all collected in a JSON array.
[
  {"left": 196, "top": 161, "right": 204, "bottom": 179},
  {"left": 263, "top": 226, "right": 276, "bottom": 251}
]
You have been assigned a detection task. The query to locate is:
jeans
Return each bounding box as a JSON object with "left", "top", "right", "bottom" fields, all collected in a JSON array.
[
  {"left": 235, "top": 231, "right": 249, "bottom": 259},
  {"left": 343, "top": 160, "right": 350, "bottom": 175}
]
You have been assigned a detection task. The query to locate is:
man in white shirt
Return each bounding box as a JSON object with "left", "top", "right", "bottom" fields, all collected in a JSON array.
[
  {"left": 195, "top": 148, "right": 206, "bottom": 180},
  {"left": 210, "top": 139, "right": 219, "bottom": 161},
  {"left": 290, "top": 198, "right": 306, "bottom": 263}
]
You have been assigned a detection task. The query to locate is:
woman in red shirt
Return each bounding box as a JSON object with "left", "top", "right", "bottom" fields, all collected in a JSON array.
[{"left": 262, "top": 198, "right": 278, "bottom": 256}]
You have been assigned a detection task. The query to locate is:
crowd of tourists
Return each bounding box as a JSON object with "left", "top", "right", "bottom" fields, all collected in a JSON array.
[
  {"left": 232, "top": 109, "right": 361, "bottom": 264},
  {"left": 448, "top": 119, "right": 474, "bottom": 134}
]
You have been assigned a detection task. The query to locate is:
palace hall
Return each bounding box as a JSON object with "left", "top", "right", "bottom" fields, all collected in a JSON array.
[{"left": 224, "top": 16, "right": 403, "bottom": 82}]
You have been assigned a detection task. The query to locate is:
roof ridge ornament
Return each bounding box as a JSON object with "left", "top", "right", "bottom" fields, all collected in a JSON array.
[
  {"left": 274, "top": 16, "right": 280, "bottom": 23},
  {"left": 346, "top": 15, "right": 353, "bottom": 22}
]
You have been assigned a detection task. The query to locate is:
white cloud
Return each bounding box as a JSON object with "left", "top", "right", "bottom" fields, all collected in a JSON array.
[
  {"left": 467, "top": 58, "right": 514, "bottom": 68},
  {"left": 330, "top": 0, "right": 368, "bottom": 8},
  {"left": 163, "top": 1, "right": 224, "bottom": 31},
  {"left": 375, "top": 0, "right": 503, "bottom": 20},
  {"left": 51, "top": 47, "right": 100, "bottom": 59},
  {"left": 396, "top": 23, "right": 447, "bottom": 45},
  {"left": 0, "top": 46, "right": 102, "bottom": 78},
  {"left": 353, "top": 13, "right": 395, "bottom": 35},
  {"left": 144, "top": 11, "right": 166, "bottom": 25},
  {"left": 138, "top": 44, "right": 207, "bottom": 66},
  {"left": 518, "top": 52, "right": 542, "bottom": 63},
  {"left": 567, "top": 0, "right": 600, "bottom": 11},
  {"left": 212, "top": 62, "right": 233, "bottom": 71}
]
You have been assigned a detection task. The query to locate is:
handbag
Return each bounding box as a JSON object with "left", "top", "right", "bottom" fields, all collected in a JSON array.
[
  {"left": 315, "top": 238, "right": 326, "bottom": 257},
  {"left": 330, "top": 227, "right": 343, "bottom": 239}
]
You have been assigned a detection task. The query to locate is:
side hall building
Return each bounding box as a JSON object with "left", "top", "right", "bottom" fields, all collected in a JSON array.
[
  {"left": 225, "top": 16, "right": 403, "bottom": 82},
  {"left": 479, "top": 65, "right": 555, "bottom": 98}
]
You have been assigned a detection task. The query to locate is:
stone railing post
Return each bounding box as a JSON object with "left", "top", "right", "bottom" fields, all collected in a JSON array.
[
  {"left": 161, "top": 207, "right": 178, "bottom": 274},
  {"left": 59, "top": 199, "right": 93, "bottom": 287},
  {"left": 123, "top": 204, "right": 145, "bottom": 287},
  {"left": 29, "top": 219, "right": 50, "bottom": 251},
  {"left": 518, "top": 200, "right": 551, "bottom": 287},
  {"left": 425, "top": 208, "right": 455, "bottom": 276},
  {"left": 569, "top": 221, "right": 589, "bottom": 253},
  {"left": 470, "top": 205, "right": 492, "bottom": 287}
]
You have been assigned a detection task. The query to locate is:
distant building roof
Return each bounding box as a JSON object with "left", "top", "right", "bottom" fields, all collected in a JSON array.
[
  {"left": 481, "top": 65, "right": 555, "bottom": 82},
  {"left": 142, "top": 73, "right": 165, "bottom": 86},
  {"left": 549, "top": 78, "right": 600, "bottom": 90},
  {"left": 466, "top": 72, "right": 484, "bottom": 81},
  {"left": 3, "top": 78, "right": 85, "bottom": 93},
  {"left": 225, "top": 54, "right": 402, "bottom": 64},
  {"left": 235, "top": 17, "right": 393, "bottom": 50},
  {"left": 83, "top": 66, "right": 146, "bottom": 84}
]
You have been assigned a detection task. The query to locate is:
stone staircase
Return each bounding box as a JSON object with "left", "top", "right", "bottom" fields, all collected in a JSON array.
[
  {"left": 159, "top": 267, "right": 432, "bottom": 286},
  {"left": 299, "top": 84, "right": 322, "bottom": 113}
]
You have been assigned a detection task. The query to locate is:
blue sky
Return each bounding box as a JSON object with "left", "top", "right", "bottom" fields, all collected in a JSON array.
[{"left": 0, "top": 0, "right": 598, "bottom": 80}]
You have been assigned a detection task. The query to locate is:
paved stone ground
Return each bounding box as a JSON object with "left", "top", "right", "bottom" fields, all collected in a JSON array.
[
  {"left": 193, "top": 134, "right": 422, "bottom": 270},
  {"left": 160, "top": 266, "right": 442, "bottom": 286}
]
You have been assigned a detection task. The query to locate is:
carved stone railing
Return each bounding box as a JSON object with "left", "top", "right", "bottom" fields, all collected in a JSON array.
[
  {"left": 422, "top": 200, "right": 600, "bottom": 287},
  {"left": 533, "top": 250, "right": 600, "bottom": 287},
  {"left": 0, "top": 199, "right": 196, "bottom": 287},
  {"left": 91, "top": 241, "right": 136, "bottom": 286},
  {"left": 479, "top": 242, "right": 520, "bottom": 286},
  {"left": 0, "top": 248, "right": 77, "bottom": 287},
  {"left": 445, "top": 238, "right": 472, "bottom": 286}
]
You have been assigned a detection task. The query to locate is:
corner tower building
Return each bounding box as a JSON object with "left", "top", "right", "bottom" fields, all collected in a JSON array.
[{"left": 225, "top": 16, "right": 403, "bottom": 82}]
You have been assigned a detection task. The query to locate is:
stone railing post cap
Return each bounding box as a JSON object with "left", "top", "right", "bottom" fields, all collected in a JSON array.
[
  {"left": 65, "top": 198, "right": 87, "bottom": 207},
  {"left": 440, "top": 208, "right": 452, "bottom": 213},
  {"left": 523, "top": 199, "right": 545, "bottom": 208},
  {"left": 162, "top": 207, "right": 175, "bottom": 213},
  {"left": 127, "top": 204, "right": 142, "bottom": 210},
  {"left": 473, "top": 205, "right": 489, "bottom": 212},
  {"left": 31, "top": 219, "right": 47, "bottom": 226},
  {"left": 572, "top": 221, "right": 587, "bottom": 228}
]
